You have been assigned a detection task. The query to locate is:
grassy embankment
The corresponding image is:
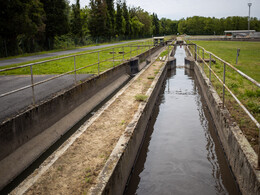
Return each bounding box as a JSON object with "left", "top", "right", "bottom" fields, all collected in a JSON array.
[
  {"left": 0, "top": 40, "right": 152, "bottom": 75},
  {"left": 189, "top": 40, "right": 260, "bottom": 151}
]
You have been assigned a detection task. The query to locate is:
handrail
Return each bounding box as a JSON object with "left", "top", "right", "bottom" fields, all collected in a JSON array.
[
  {"left": 0, "top": 43, "right": 154, "bottom": 102},
  {"left": 186, "top": 43, "right": 260, "bottom": 168},
  {"left": 187, "top": 40, "right": 260, "bottom": 88}
]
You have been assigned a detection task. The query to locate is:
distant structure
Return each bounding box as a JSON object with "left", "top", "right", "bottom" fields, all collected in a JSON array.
[
  {"left": 153, "top": 37, "right": 165, "bottom": 46},
  {"left": 224, "top": 30, "right": 256, "bottom": 38}
]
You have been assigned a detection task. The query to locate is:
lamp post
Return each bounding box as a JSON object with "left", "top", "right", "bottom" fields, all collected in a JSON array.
[{"left": 248, "top": 3, "right": 252, "bottom": 31}]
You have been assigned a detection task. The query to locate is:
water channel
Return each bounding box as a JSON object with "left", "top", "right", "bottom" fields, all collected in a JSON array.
[{"left": 124, "top": 47, "right": 240, "bottom": 195}]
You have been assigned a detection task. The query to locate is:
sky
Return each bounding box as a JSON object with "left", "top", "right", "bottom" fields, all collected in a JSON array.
[{"left": 71, "top": 0, "right": 260, "bottom": 20}]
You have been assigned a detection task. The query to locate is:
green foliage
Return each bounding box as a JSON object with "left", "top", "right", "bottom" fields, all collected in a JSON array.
[
  {"left": 178, "top": 16, "right": 260, "bottom": 35},
  {"left": 115, "top": 0, "right": 124, "bottom": 36},
  {"left": 122, "top": 1, "right": 130, "bottom": 37},
  {"left": 41, "top": 0, "right": 70, "bottom": 49},
  {"left": 88, "top": 0, "right": 109, "bottom": 39},
  {"left": 152, "top": 13, "right": 160, "bottom": 36},
  {"left": 0, "top": 0, "right": 45, "bottom": 55},
  {"left": 71, "top": 0, "right": 83, "bottom": 40},
  {"left": 135, "top": 94, "right": 148, "bottom": 102}
]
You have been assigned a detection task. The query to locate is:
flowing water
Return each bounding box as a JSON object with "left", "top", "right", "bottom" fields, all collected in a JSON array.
[{"left": 124, "top": 47, "right": 240, "bottom": 195}]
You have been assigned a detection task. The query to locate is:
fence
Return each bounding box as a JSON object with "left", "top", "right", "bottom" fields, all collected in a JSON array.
[
  {"left": 186, "top": 41, "right": 260, "bottom": 168},
  {"left": 0, "top": 39, "right": 153, "bottom": 110}
]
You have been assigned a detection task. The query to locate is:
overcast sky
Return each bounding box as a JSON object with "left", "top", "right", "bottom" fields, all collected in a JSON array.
[{"left": 71, "top": 0, "right": 260, "bottom": 20}]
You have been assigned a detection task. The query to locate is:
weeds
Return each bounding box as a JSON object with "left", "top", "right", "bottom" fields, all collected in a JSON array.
[
  {"left": 147, "top": 76, "right": 155, "bottom": 80},
  {"left": 135, "top": 94, "right": 148, "bottom": 102}
]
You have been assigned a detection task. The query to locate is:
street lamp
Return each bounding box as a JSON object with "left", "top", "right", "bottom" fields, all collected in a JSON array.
[{"left": 248, "top": 3, "right": 252, "bottom": 30}]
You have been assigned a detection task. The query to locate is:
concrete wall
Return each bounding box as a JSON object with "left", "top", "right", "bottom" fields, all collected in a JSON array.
[
  {"left": 0, "top": 46, "right": 161, "bottom": 162},
  {"left": 194, "top": 60, "right": 260, "bottom": 195},
  {"left": 89, "top": 53, "right": 169, "bottom": 195}
]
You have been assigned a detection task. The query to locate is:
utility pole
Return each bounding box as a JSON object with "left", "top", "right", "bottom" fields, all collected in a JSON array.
[{"left": 248, "top": 3, "right": 252, "bottom": 31}]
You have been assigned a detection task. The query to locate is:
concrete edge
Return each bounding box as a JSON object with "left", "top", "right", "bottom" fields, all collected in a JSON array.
[
  {"left": 193, "top": 59, "right": 260, "bottom": 194},
  {"left": 89, "top": 54, "right": 168, "bottom": 195}
]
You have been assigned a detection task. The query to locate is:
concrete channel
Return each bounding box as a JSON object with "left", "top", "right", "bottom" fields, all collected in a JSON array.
[
  {"left": 124, "top": 47, "right": 240, "bottom": 194},
  {"left": 1, "top": 41, "right": 259, "bottom": 194}
]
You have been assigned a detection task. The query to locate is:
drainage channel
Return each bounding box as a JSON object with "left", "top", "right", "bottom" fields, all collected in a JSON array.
[{"left": 124, "top": 47, "right": 240, "bottom": 195}]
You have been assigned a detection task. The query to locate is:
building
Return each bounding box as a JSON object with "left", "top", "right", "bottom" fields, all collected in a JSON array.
[
  {"left": 224, "top": 30, "right": 256, "bottom": 38},
  {"left": 153, "top": 37, "right": 164, "bottom": 46}
]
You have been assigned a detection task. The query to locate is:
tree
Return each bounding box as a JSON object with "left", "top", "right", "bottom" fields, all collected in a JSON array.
[
  {"left": 41, "top": 0, "right": 70, "bottom": 49},
  {"left": 88, "top": 0, "right": 108, "bottom": 39},
  {"left": 81, "top": 6, "right": 90, "bottom": 37},
  {"left": 115, "top": 0, "right": 123, "bottom": 36},
  {"left": 135, "top": 7, "right": 152, "bottom": 37},
  {"left": 131, "top": 16, "right": 143, "bottom": 37},
  {"left": 122, "top": 1, "right": 130, "bottom": 37},
  {"left": 71, "top": 0, "right": 83, "bottom": 44},
  {"left": 105, "top": 0, "right": 115, "bottom": 37},
  {"left": 152, "top": 13, "right": 160, "bottom": 36},
  {"left": 0, "top": 0, "right": 45, "bottom": 56}
]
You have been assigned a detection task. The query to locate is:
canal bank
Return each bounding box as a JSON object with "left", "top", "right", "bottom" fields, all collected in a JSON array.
[{"left": 124, "top": 47, "right": 240, "bottom": 194}]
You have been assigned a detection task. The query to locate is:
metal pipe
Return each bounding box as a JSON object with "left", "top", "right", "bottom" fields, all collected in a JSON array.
[
  {"left": 209, "top": 54, "right": 212, "bottom": 82},
  {"left": 190, "top": 47, "right": 260, "bottom": 135},
  {"left": 30, "top": 65, "right": 36, "bottom": 105},
  {"left": 123, "top": 46, "right": 124, "bottom": 61},
  {"left": 113, "top": 48, "right": 115, "bottom": 67},
  {"left": 98, "top": 51, "right": 100, "bottom": 75},
  {"left": 195, "top": 44, "right": 197, "bottom": 61},
  {"left": 193, "top": 43, "right": 260, "bottom": 88},
  {"left": 74, "top": 56, "right": 77, "bottom": 83},
  {"left": 223, "top": 63, "right": 226, "bottom": 108}
]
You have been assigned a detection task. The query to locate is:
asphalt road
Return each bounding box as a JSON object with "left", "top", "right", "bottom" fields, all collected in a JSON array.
[
  {"left": 0, "top": 74, "right": 92, "bottom": 123},
  {"left": 0, "top": 40, "right": 144, "bottom": 67}
]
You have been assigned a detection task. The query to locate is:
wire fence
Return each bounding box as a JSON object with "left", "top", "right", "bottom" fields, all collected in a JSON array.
[{"left": 186, "top": 41, "right": 260, "bottom": 168}]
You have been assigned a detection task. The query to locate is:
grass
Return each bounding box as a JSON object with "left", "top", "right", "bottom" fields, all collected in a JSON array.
[
  {"left": 187, "top": 40, "right": 260, "bottom": 151},
  {"left": 191, "top": 40, "right": 260, "bottom": 82},
  {"left": 0, "top": 40, "right": 152, "bottom": 76},
  {"left": 134, "top": 94, "right": 148, "bottom": 102},
  {"left": 0, "top": 37, "right": 152, "bottom": 61},
  {"left": 147, "top": 76, "right": 155, "bottom": 80}
]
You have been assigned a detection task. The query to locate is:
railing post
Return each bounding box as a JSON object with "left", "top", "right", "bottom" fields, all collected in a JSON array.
[
  {"left": 168, "top": 45, "right": 170, "bottom": 60},
  {"left": 30, "top": 65, "right": 36, "bottom": 105},
  {"left": 258, "top": 127, "right": 260, "bottom": 169},
  {"left": 203, "top": 49, "right": 205, "bottom": 60},
  {"left": 74, "top": 56, "right": 77, "bottom": 84},
  {"left": 113, "top": 48, "right": 115, "bottom": 67},
  {"left": 123, "top": 46, "right": 124, "bottom": 61},
  {"left": 130, "top": 45, "right": 132, "bottom": 58},
  {"left": 98, "top": 51, "right": 100, "bottom": 75},
  {"left": 223, "top": 62, "right": 226, "bottom": 108},
  {"left": 195, "top": 44, "right": 197, "bottom": 61},
  {"left": 149, "top": 46, "right": 151, "bottom": 62},
  {"left": 198, "top": 47, "right": 200, "bottom": 61},
  {"left": 209, "top": 54, "right": 212, "bottom": 82}
]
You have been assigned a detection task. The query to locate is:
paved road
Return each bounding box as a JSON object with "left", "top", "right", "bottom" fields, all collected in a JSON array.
[
  {"left": 0, "top": 40, "right": 146, "bottom": 67},
  {"left": 0, "top": 74, "right": 92, "bottom": 123}
]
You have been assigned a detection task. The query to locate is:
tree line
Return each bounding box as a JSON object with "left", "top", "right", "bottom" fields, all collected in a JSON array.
[
  {"left": 178, "top": 16, "right": 260, "bottom": 35},
  {"left": 1, "top": 0, "right": 260, "bottom": 57}
]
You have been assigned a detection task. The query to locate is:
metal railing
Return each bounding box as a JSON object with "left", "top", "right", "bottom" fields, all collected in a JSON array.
[
  {"left": 0, "top": 40, "right": 154, "bottom": 106},
  {"left": 186, "top": 42, "right": 260, "bottom": 169}
]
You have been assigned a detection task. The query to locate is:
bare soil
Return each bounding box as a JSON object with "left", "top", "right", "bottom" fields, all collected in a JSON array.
[{"left": 20, "top": 60, "right": 164, "bottom": 195}]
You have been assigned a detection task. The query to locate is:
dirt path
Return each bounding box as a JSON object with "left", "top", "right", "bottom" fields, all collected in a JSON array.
[{"left": 12, "top": 54, "right": 165, "bottom": 194}]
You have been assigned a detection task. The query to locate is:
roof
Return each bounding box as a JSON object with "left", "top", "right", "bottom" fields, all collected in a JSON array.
[
  {"left": 224, "top": 30, "right": 256, "bottom": 33},
  {"left": 153, "top": 37, "right": 165, "bottom": 39}
]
